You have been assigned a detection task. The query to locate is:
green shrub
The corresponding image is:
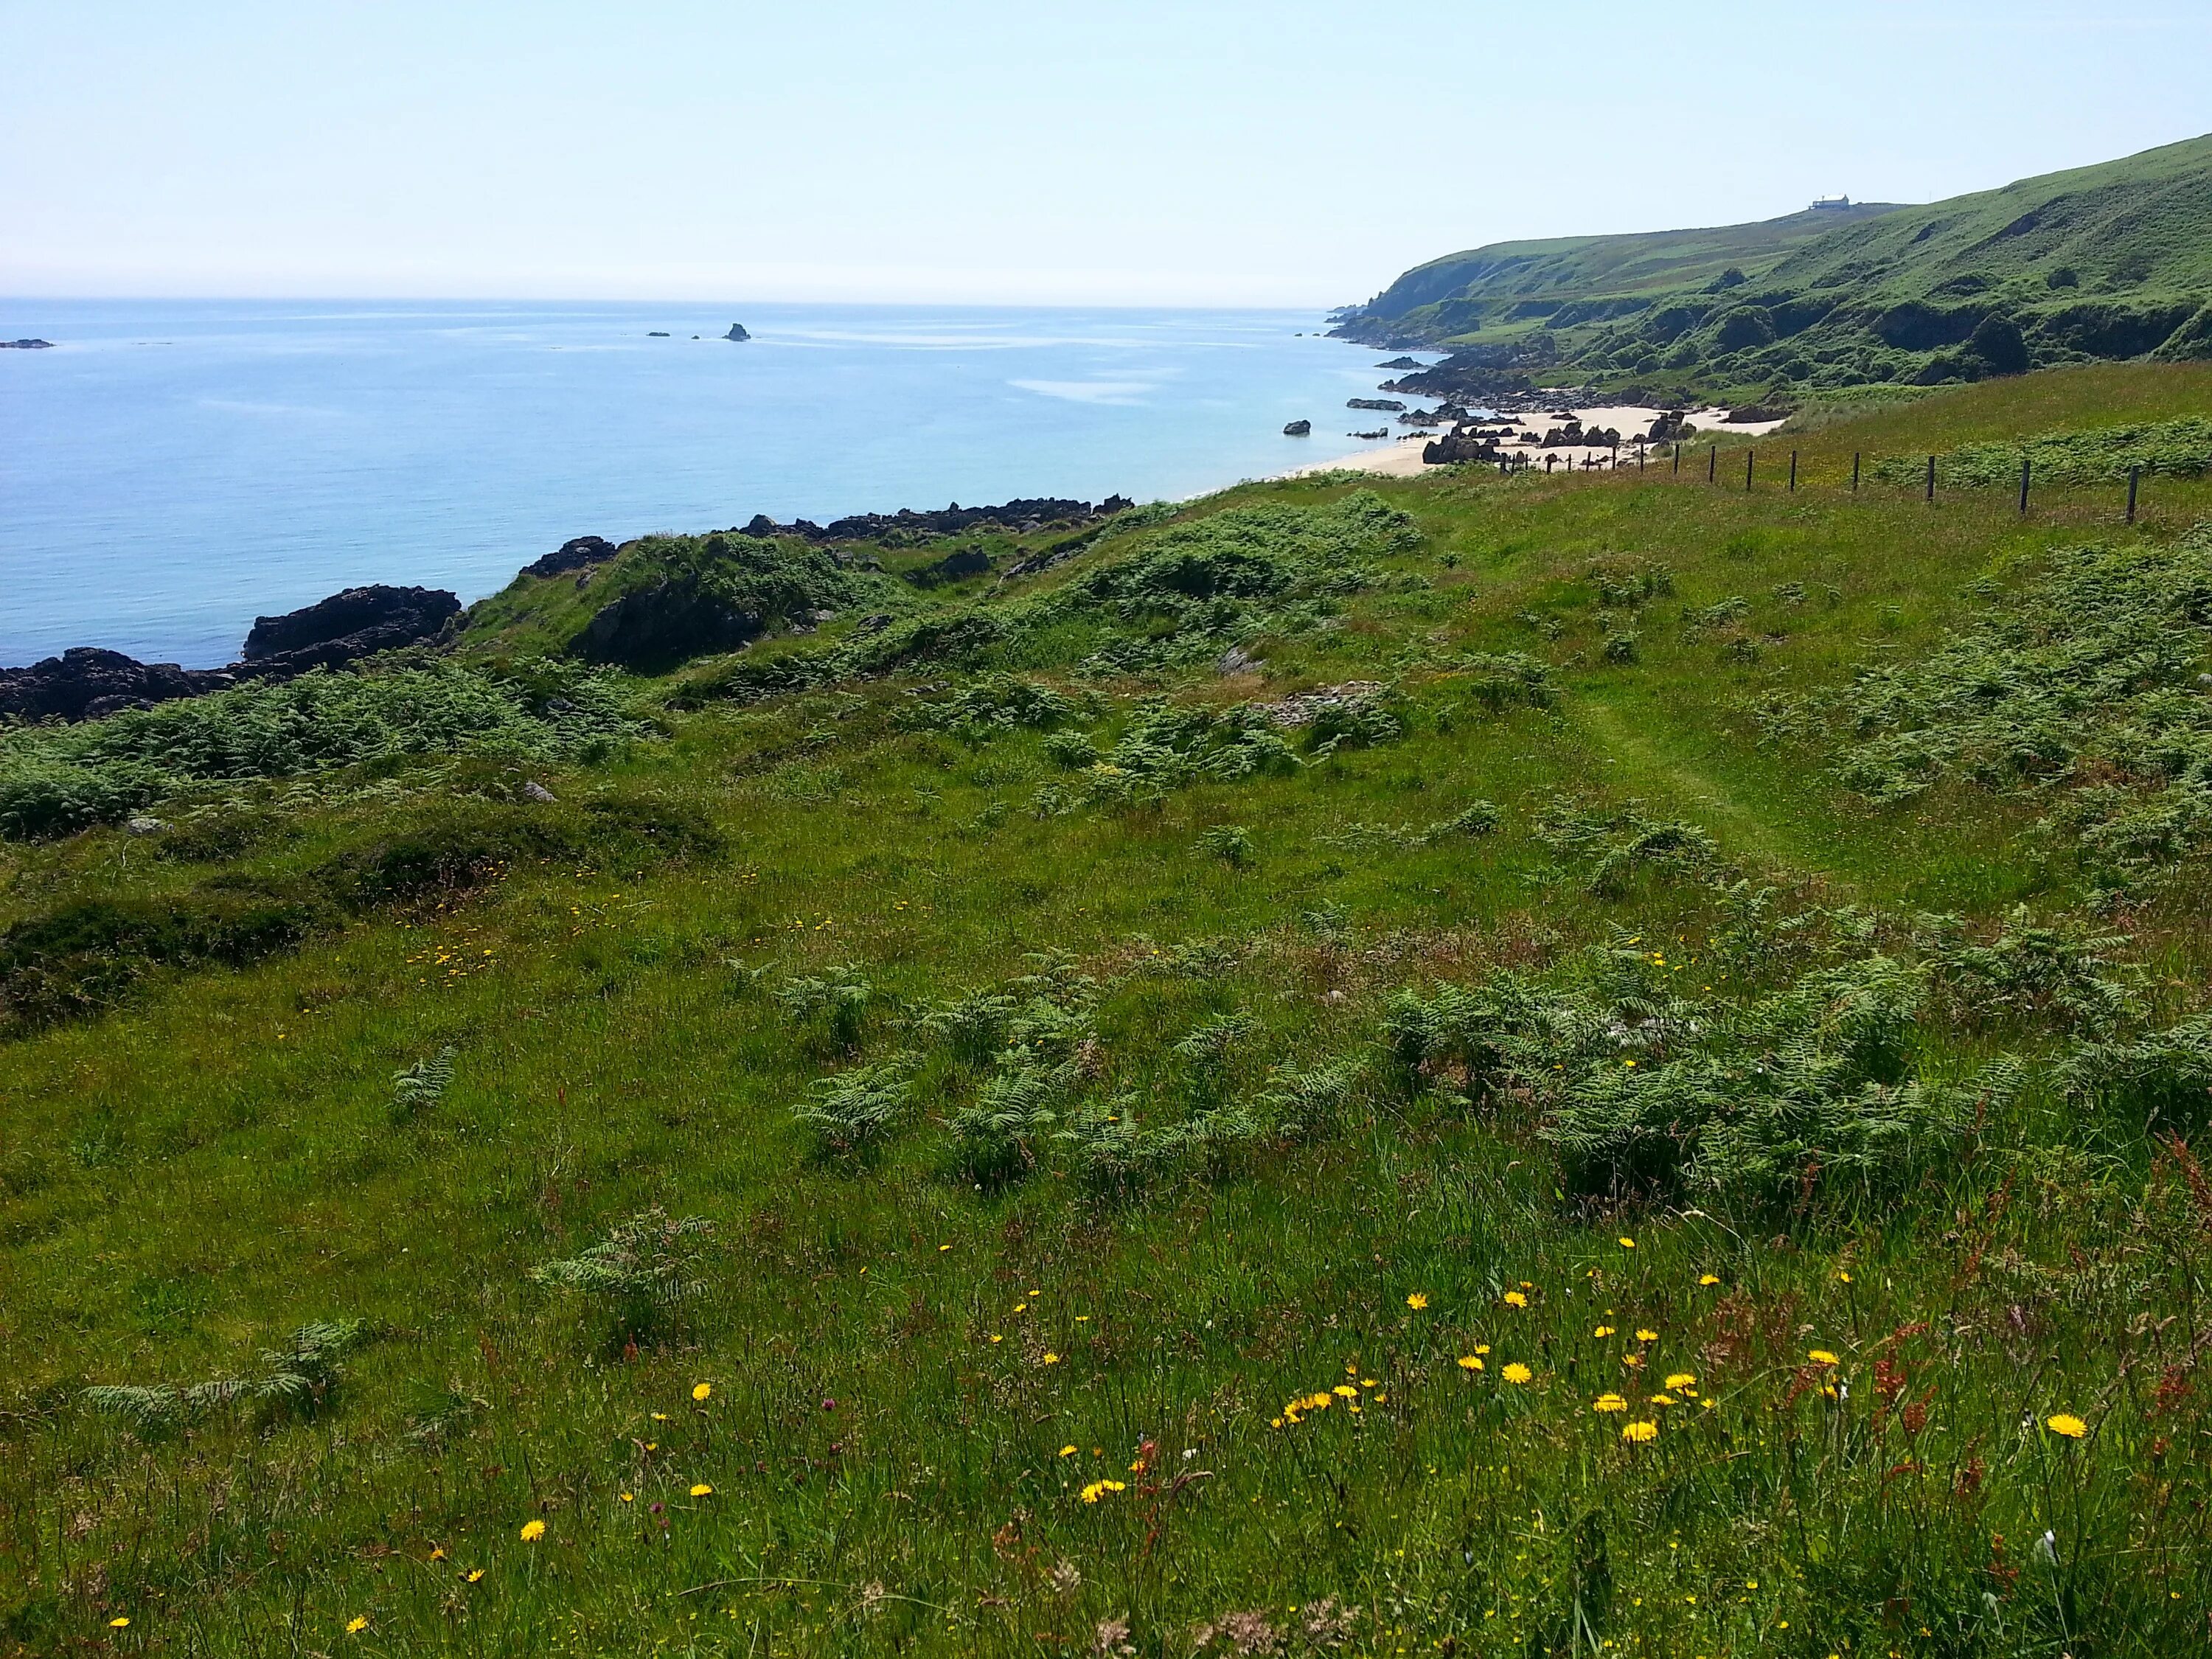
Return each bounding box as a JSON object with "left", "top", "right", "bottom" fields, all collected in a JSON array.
[
  {"left": 1818, "top": 532, "right": 2212, "bottom": 884},
  {"left": 1874, "top": 417, "right": 2212, "bottom": 489},
  {"left": 774, "top": 964, "right": 878, "bottom": 1054},
  {"left": 2055, "top": 1016, "right": 2212, "bottom": 1135},
  {"left": 0, "top": 661, "right": 639, "bottom": 841},
  {"left": 1199, "top": 825, "right": 1255, "bottom": 867},
  {"left": 530, "top": 1209, "right": 714, "bottom": 1340},
  {"left": 947, "top": 1060, "right": 1071, "bottom": 1189},
  {"left": 794, "top": 1057, "right": 917, "bottom": 1161},
  {"left": 83, "top": 1318, "right": 369, "bottom": 1435},
  {"left": 389, "top": 1047, "right": 456, "bottom": 1124}
]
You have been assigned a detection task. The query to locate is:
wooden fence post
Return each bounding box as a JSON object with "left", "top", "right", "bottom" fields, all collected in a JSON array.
[
  {"left": 1674, "top": 442, "right": 1681, "bottom": 475},
  {"left": 1789, "top": 451, "right": 1798, "bottom": 493},
  {"left": 1925, "top": 456, "right": 1935, "bottom": 504},
  {"left": 2019, "top": 456, "right": 2031, "bottom": 515},
  {"left": 1708, "top": 446, "right": 1717, "bottom": 483},
  {"left": 2128, "top": 465, "right": 2140, "bottom": 523},
  {"left": 1851, "top": 452, "right": 1860, "bottom": 492},
  {"left": 1746, "top": 450, "right": 1755, "bottom": 492}
]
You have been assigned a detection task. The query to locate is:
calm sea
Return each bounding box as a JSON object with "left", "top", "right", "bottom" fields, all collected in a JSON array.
[{"left": 0, "top": 299, "right": 1422, "bottom": 669}]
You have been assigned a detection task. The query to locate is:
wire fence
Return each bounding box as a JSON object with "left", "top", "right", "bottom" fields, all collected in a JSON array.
[{"left": 1481, "top": 439, "right": 2163, "bottom": 523}]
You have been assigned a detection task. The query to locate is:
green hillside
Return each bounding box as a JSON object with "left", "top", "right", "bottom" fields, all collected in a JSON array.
[
  {"left": 1340, "top": 133, "right": 2212, "bottom": 403},
  {"left": 7, "top": 366, "right": 2212, "bottom": 1655}
]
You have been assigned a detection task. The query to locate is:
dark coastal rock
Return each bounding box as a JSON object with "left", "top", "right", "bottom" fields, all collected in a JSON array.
[
  {"left": 241, "top": 585, "right": 462, "bottom": 675},
  {"left": 647, "top": 331, "right": 670, "bottom": 338},
  {"left": 1349, "top": 428, "right": 1390, "bottom": 440},
  {"left": 744, "top": 496, "right": 1130, "bottom": 544},
  {"left": 1422, "top": 431, "right": 1508, "bottom": 466},
  {"left": 1348, "top": 397, "right": 1405, "bottom": 411},
  {"left": 1645, "top": 410, "right": 1697, "bottom": 443},
  {"left": 0, "top": 647, "right": 232, "bottom": 723},
  {"left": 571, "top": 579, "right": 762, "bottom": 670},
  {"left": 1374, "top": 357, "right": 1423, "bottom": 369},
  {"left": 2, "top": 338, "right": 55, "bottom": 350},
  {"left": 1724, "top": 404, "right": 1791, "bottom": 423},
  {"left": 524, "top": 535, "right": 620, "bottom": 580},
  {"left": 725, "top": 324, "right": 751, "bottom": 341},
  {"left": 1283, "top": 420, "right": 1312, "bottom": 437},
  {"left": 907, "top": 546, "right": 993, "bottom": 587}
]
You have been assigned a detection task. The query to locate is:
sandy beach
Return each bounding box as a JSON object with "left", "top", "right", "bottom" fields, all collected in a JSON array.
[{"left": 1290, "top": 401, "right": 1792, "bottom": 480}]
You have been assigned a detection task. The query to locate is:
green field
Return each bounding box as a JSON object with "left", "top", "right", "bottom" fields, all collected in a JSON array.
[
  {"left": 1340, "top": 134, "right": 2212, "bottom": 403},
  {"left": 7, "top": 366, "right": 2212, "bottom": 1658}
]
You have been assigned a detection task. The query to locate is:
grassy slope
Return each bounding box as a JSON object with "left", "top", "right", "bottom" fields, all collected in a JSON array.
[
  {"left": 1353, "top": 204, "right": 1905, "bottom": 330},
  {"left": 1344, "top": 133, "right": 2212, "bottom": 400},
  {"left": 5, "top": 369, "right": 2212, "bottom": 1657}
]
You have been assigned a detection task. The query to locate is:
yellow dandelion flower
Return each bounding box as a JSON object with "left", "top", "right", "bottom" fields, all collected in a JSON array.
[
  {"left": 1837, "top": 1270, "right": 1853, "bottom": 1283},
  {"left": 347, "top": 1617, "right": 369, "bottom": 1634},
  {"left": 1620, "top": 1420, "right": 1658, "bottom": 1443},
  {"left": 1635, "top": 1329, "right": 1658, "bottom": 1343},
  {"left": 1649, "top": 1393, "right": 1676, "bottom": 1406},
  {"left": 1698, "top": 1273, "right": 1720, "bottom": 1286},
  {"left": 1042, "top": 1352, "right": 1060, "bottom": 1366},
  {"left": 1406, "top": 1292, "right": 1430, "bottom": 1310},
  {"left": 465, "top": 1569, "right": 485, "bottom": 1584},
  {"left": 1332, "top": 1384, "right": 1357, "bottom": 1398},
  {"left": 2045, "top": 1413, "right": 2087, "bottom": 1439},
  {"left": 1060, "top": 1444, "right": 1078, "bottom": 1456},
  {"left": 1618, "top": 1237, "right": 1635, "bottom": 1249},
  {"left": 691, "top": 1483, "right": 714, "bottom": 1498},
  {"left": 1593, "top": 1325, "right": 1615, "bottom": 1338},
  {"left": 1664, "top": 1372, "right": 1697, "bottom": 1390},
  {"left": 1502, "top": 1363, "right": 1534, "bottom": 1384},
  {"left": 110, "top": 1618, "right": 131, "bottom": 1630},
  {"left": 1809, "top": 1349, "right": 1840, "bottom": 1367},
  {"left": 1474, "top": 1343, "right": 1491, "bottom": 1354},
  {"left": 692, "top": 1382, "right": 712, "bottom": 1402},
  {"left": 1593, "top": 1394, "right": 1629, "bottom": 1413},
  {"left": 429, "top": 1547, "right": 446, "bottom": 1561},
  {"left": 1457, "top": 1355, "right": 1484, "bottom": 1371},
  {"left": 1079, "top": 1479, "right": 1127, "bottom": 1503},
  {"left": 519, "top": 1520, "right": 546, "bottom": 1542},
  {"left": 1503, "top": 1291, "right": 1528, "bottom": 1308},
  {"left": 620, "top": 1493, "right": 633, "bottom": 1503}
]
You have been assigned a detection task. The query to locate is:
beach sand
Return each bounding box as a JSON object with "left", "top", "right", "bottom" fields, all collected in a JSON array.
[{"left": 1290, "top": 402, "right": 1792, "bottom": 479}]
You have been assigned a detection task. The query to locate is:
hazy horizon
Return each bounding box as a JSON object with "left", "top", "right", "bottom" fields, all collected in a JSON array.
[{"left": 7, "top": 1, "right": 2212, "bottom": 309}]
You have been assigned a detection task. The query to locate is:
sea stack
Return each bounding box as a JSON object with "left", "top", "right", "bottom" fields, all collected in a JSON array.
[
  {"left": 725, "top": 323, "right": 751, "bottom": 341},
  {"left": 1283, "top": 419, "right": 1312, "bottom": 437}
]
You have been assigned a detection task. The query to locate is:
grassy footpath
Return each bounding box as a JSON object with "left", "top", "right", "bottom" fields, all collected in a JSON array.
[{"left": 4, "top": 366, "right": 2212, "bottom": 1657}]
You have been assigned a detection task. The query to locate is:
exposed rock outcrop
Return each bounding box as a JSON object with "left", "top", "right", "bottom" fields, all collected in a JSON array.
[
  {"left": 0, "top": 647, "right": 232, "bottom": 723},
  {"left": 1348, "top": 397, "right": 1405, "bottom": 411},
  {"left": 523, "top": 535, "right": 620, "bottom": 580},
  {"left": 240, "top": 585, "right": 462, "bottom": 675},
  {"left": 571, "top": 579, "right": 763, "bottom": 670},
  {"left": 907, "top": 546, "right": 993, "bottom": 587},
  {"left": 1283, "top": 420, "right": 1312, "bottom": 436},
  {"left": 725, "top": 324, "right": 751, "bottom": 341},
  {"left": 743, "top": 496, "right": 1132, "bottom": 543},
  {"left": 2, "top": 339, "right": 55, "bottom": 350}
]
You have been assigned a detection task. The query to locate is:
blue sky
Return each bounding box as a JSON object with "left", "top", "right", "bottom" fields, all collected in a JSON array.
[{"left": 4, "top": 1, "right": 2209, "bottom": 306}]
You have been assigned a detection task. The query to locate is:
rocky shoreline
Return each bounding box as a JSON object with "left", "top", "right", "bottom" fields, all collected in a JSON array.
[
  {"left": 1, "top": 496, "right": 1133, "bottom": 725},
  {"left": 0, "top": 587, "right": 462, "bottom": 723}
]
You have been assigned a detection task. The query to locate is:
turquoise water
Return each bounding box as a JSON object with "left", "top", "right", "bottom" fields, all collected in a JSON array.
[{"left": 0, "top": 300, "right": 1419, "bottom": 668}]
